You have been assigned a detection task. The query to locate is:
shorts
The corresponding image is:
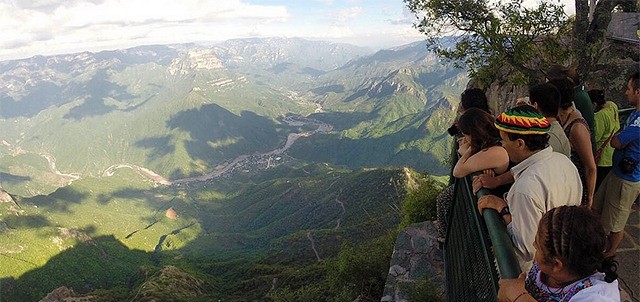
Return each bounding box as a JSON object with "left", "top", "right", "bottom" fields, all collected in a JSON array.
[{"left": 593, "top": 171, "right": 640, "bottom": 233}]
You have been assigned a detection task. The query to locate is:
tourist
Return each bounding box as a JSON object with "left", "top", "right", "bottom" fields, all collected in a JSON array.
[
  {"left": 498, "top": 205, "right": 619, "bottom": 302},
  {"left": 593, "top": 72, "right": 640, "bottom": 258},
  {"left": 436, "top": 108, "right": 509, "bottom": 244},
  {"left": 476, "top": 105, "right": 581, "bottom": 271},
  {"left": 550, "top": 78, "right": 597, "bottom": 207},
  {"left": 547, "top": 65, "right": 596, "bottom": 151},
  {"left": 589, "top": 89, "right": 620, "bottom": 190},
  {"left": 529, "top": 83, "right": 571, "bottom": 157}
]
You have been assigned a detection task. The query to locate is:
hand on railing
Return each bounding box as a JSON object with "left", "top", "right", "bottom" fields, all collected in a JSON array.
[
  {"left": 498, "top": 273, "right": 534, "bottom": 302},
  {"left": 473, "top": 173, "right": 499, "bottom": 193},
  {"left": 477, "top": 195, "right": 511, "bottom": 225},
  {"left": 473, "top": 170, "right": 515, "bottom": 194}
]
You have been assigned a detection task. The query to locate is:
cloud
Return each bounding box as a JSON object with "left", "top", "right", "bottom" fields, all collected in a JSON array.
[
  {"left": 386, "top": 6, "right": 416, "bottom": 25},
  {"left": 329, "top": 6, "right": 363, "bottom": 23},
  {"left": 0, "top": 0, "right": 289, "bottom": 60}
]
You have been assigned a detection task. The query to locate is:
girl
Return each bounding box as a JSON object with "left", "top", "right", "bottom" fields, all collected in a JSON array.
[
  {"left": 498, "top": 206, "right": 619, "bottom": 301},
  {"left": 436, "top": 108, "right": 510, "bottom": 243}
]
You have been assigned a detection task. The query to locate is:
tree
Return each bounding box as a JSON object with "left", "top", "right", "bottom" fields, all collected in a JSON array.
[{"left": 404, "top": 0, "right": 637, "bottom": 84}]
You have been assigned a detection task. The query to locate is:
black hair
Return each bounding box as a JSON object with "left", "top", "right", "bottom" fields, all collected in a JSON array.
[
  {"left": 506, "top": 132, "right": 549, "bottom": 151},
  {"left": 529, "top": 83, "right": 561, "bottom": 117},
  {"left": 541, "top": 206, "right": 618, "bottom": 283},
  {"left": 588, "top": 89, "right": 606, "bottom": 107},
  {"left": 547, "top": 78, "right": 575, "bottom": 110},
  {"left": 461, "top": 88, "right": 490, "bottom": 114},
  {"left": 458, "top": 108, "right": 501, "bottom": 153},
  {"left": 629, "top": 72, "right": 640, "bottom": 91}
]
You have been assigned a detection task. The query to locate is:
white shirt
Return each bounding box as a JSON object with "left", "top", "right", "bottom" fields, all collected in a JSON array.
[{"left": 506, "top": 147, "right": 582, "bottom": 271}]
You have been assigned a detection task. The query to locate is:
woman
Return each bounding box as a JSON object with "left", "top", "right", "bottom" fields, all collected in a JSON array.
[
  {"left": 588, "top": 89, "right": 619, "bottom": 191},
  {"left": 436, "top": 108, "right": 510, "bottom": 243},
  {"left": 498, "top": 205, "right": 619, "bottom": 301},
  {"left": 550, "top": 79, "right": 597, "bottom": 207}
]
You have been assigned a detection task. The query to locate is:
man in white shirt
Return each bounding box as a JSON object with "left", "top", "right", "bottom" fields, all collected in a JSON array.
[{"left": 476, "top": 105, "right": 582, "bottom": 271}]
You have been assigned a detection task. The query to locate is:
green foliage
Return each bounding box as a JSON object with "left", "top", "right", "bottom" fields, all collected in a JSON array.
[
  {"left": 399, "top": 174, "right": 445, "bottom": 228},
  {"left": 405, "top": 0, "right": 570, "bottom": 84},
  {"left": 269, "top": 232, "right": 396, "bottom": 302},
  {"left": 328, "top": 232, "right": 396, "bottom": 301},
  {"left": 402, "top": 279, "right": 443, "bottom": 302}
]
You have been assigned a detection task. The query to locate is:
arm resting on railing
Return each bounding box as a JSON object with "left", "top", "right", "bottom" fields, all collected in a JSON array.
[{"left": 470, "top": 172, "right": 522, "bottom": 279}]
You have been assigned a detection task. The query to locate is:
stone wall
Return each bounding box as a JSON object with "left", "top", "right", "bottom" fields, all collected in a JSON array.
[{"left": 381, "top": 221, "right": 444, "bottom": 302}]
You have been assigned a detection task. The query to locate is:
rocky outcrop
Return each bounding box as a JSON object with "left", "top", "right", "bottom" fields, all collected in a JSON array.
[
  {"left": 39, "top": 286, "right": 96, "bottom": 302},
  {"left": 381, "top": 221, "right": 444, "bottom": 302},
  {"left": 0, "top": 187, "right": 15, "bottom": 203},
  {"left": 131, "top": 265, "right": 207, "bottom": 302}
]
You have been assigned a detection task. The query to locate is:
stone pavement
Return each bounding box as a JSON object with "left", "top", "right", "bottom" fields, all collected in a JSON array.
[{"left": 618, "top": 206, "right": 639, "bottom": 302}]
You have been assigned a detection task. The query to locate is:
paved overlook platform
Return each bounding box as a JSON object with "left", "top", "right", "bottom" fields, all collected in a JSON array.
[{"left": 618, "top": 206, "right": 639, "bottom": 302}]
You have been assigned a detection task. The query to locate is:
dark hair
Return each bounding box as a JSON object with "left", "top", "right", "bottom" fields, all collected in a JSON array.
[
  {"left": 588, "top": 89, "right": 606, "bottom": 107},
  {"left": 458, "top": 108, "right": 501, "bottom": 153},
  {"left": 547, "top": 78, "right": 575, "bottom": 110},
  {"left": 546, "top": 65, "right": 571, "bottom": 83},
  {"left": 540, "top": 206, "right": 618, "bottom": 283},
  {"left": 529, "top": 83, "right": 561, "bottom": 117},
  {"left": 629, "top": 72, "right": 640, "bottom": 91},
  {"left": 566, "top": 67, "right": 580, "bottom": 85},
  {"left": 506, "top": 132, "right": 549, "bottom": 151},
  {"left": 461, "top": 88, "right": 490, "bottom": 114}
]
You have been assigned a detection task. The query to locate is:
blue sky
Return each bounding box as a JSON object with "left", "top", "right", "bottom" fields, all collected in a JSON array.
[{"left": 0, "top": 0, "right": 574, "bottom": 61}]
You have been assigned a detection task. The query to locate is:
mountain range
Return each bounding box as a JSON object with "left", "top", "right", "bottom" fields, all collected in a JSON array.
[{"left": 0, "top": 37, "right": 465, "bottom": 301}]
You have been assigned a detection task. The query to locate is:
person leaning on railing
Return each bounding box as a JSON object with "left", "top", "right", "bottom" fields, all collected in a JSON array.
[
  {"left": 437, "top": 88, "right": 500, "bottom": 244},
  {"left": 498, "top": 205, "right": 619, "bottom": 302},
  {"left": 476, "top": 105, "right": 582, "bottom": 272},
  {"left": 436, "top": 108, "right": 509, "bottom": 243}
]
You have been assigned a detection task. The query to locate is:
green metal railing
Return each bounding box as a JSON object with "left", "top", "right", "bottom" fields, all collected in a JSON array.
[{"left": 443, "top": 141, "right": 521, "bottom": 301}]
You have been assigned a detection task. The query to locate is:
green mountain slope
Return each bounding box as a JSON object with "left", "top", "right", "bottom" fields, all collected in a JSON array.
[{"left": 0, "top": 163, "right": 430, "bottom": 301}]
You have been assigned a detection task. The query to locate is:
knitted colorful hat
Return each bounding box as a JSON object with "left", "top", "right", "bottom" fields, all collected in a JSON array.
[{"left": 494, "top": 105, "right": 550, "bottom": 135}]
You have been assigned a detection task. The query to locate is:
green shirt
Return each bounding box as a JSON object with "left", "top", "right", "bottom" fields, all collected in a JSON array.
[
  {"left": 594, "top": 101, "right": 619, "bottom": 167},
  {"left": 574, "top": 86, "right": 596, "bottom": 152}
]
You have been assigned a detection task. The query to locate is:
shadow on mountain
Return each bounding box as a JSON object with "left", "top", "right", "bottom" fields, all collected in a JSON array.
[
  {"left": 310, "top": 84, "right": 345, "bottom": 94},
  {"left": 26, "top": 187, "right": 89, "bottom": 213},
  {"left": 2, "top": 214, "right": 51, "bottom": 229},
  {"left": 0, "top": 235, "right": 153, "bottom": 302},
  {"left": 134, "top": 135, "right": 176, "bottom": 161},
  {"left": 64, "top": 70, "right": 136, "bottom": 120},
  {"left": 0, "top": 82, "right": 64, "bottom": 118},
  {"left": 288, "top": 126, "right": 447, "bottom": 175},
  {"left": 307, "top": 111, "right": 370, "bottom": 131},
  {"left": 0, "top": 172, "right": 31, "bottom": 184},
  {"left": 164, "top": 103, "right": 291, "bottom": 178}
]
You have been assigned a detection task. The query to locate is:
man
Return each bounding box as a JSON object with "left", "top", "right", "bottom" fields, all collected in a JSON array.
[
  {"left": 476, "top": 105, "right": 582, "bottom": 271},
  {"left": 529, "top": 83, "right": 571, "bottom": 157},
  {"left": 593, "top": 72, "right": 640, "bottom": 258},
  {"left": 472, "top": 84, "right": 572, "bottom": 193}
]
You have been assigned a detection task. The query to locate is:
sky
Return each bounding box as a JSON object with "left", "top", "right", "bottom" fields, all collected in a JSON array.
[{"left": 0, "top": 0, "right": 576, "bottom": 62}]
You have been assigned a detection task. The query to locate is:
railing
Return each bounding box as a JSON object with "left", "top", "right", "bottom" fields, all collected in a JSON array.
[
  {"left": 619, "top": 107, "right": 634, "bottom": 130},
  {"left": 443, "top": 142, "right": 520, "bottom": 301}
]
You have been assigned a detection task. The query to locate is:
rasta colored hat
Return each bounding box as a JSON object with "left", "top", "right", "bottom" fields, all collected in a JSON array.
[{"left": 495, "top": 105, "right": 550, "bottom": 135}]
